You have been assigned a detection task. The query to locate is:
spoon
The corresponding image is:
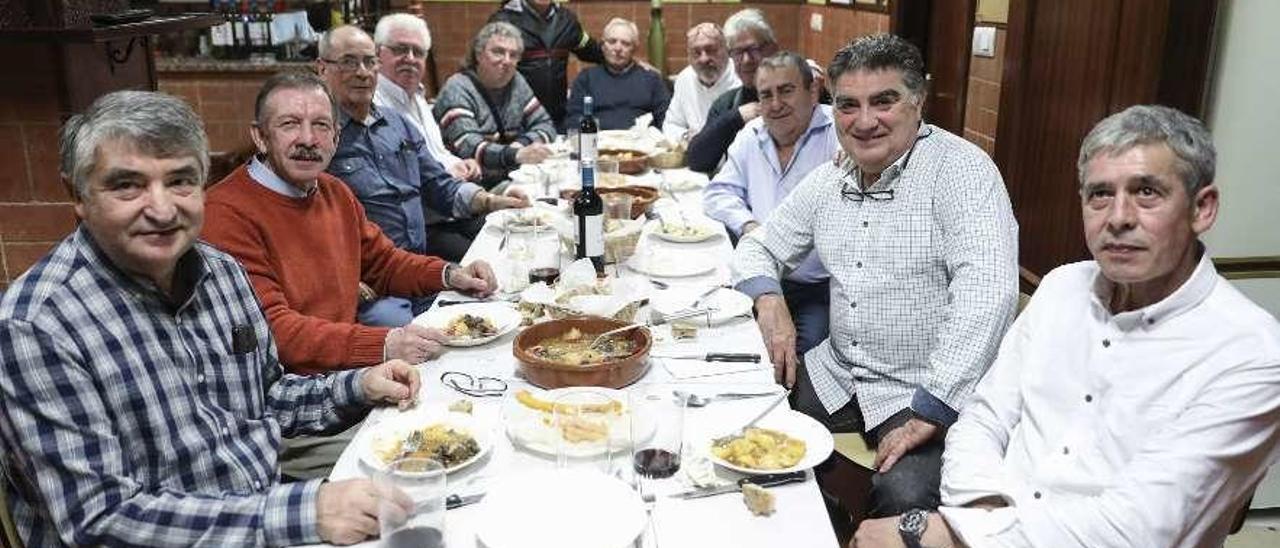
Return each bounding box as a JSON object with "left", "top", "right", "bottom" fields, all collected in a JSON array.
[{"left": 674, "top": 390, "right": 781, "bottom": 408}]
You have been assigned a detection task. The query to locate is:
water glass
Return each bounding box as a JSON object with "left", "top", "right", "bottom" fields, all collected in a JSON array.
[
  {"left": 630, "top": 386, "right": 686, "bottom": 479},
  {"left": 604, "top": 194, "right": 634, "bottom": 221},
  {"left": 596, "top": 158, "right": 621, "bottom": 187},
  {"left": 376, "top": 458, "right": 447, "bottom": 548},
  {"left": 554, "top": 389, "right": 621, "bottom": 474}
]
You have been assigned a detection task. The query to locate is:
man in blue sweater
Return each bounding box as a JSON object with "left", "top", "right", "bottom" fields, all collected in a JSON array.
[{"left": 564, "top": 18, "right": 670, "bottom": 130}]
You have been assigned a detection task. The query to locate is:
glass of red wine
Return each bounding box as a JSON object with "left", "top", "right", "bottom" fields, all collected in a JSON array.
[
  {"left": 375, "top": 458, "right": 447, "bottom": 548},
  {"left": 527, "top": 230, "right": 561, "bottom": 286},
  {"left": 630, "top": 386, "right": 686, "bottom": 479}
]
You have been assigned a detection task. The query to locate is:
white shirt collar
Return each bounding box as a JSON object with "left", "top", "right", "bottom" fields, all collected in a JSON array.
[
  {"left": 1090, "top": 245, "right": 1217, "bottom": 331},
  {"left": 247, "top": 156, "right": 315, "bottom": 198}
]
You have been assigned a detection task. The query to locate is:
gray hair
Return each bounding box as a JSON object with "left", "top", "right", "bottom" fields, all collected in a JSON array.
[
  {"left": 603, "top": 17, "right": 639, "bottom": 44},
  {"left": 60, "top": 91, "right": 208, "bottom": 200},
  {"left": 758, "top": 51, "right": 813, "bottom": 89},
  {"left": 723, "top": 9, "right": 775, "bottom": 46},
  {"left": 686, "top": 22, "right": 725, "bottom": 46},
  {"left": 1077, "top": 104, "right": 1216, "bottom": 196},
  {"left": 253, "top": 71, "right": 338, "bottom": 128},
  {"left": 828, "top": 34, "right": 926, "bottom": 100},
  {"left": 466, "top": 21, "right": 524, "bottom": 69},
  {"left": 375, "top": 13, "right": 432, "bottom": 52},
  {"left": 318, "top": 25, "right": 371, "bottom": 59}
]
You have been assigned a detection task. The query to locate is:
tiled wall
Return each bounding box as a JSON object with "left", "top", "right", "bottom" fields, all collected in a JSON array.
[
  {"left": 0, "top": 44, "right": 80, "bottom": 292},
  {"left": 963, "top": 25, "right": 1004, "bottom": 156}
]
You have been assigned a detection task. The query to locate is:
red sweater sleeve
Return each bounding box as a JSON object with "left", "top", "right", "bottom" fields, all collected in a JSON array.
[{"left": 347, "top": 194, "right": 448, "bottom": 297}]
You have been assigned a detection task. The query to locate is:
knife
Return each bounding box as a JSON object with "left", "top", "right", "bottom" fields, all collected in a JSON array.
[
  {"left": 668, "top": 471, "right": 807, "bottom": 499},
  {"left": 445, "top": 493, "right": 485, "bottom": 509},
  {"left": 652, "top": 352, "right": 761, "bottom": 363},
  {"left": 688, "top": 285, "right": 725, "bottom": 310}
]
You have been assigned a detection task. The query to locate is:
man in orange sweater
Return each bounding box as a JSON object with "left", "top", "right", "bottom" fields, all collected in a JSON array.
[{"left": 203, "top": 72, "right": 498, "bottom": 478}]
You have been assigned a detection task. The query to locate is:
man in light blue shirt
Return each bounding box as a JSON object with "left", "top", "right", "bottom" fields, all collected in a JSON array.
[{"left": 703, "top": 51, "right": 836, "bottom": 357}]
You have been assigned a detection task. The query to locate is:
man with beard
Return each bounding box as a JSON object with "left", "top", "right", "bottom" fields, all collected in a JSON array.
[
  {"left": 373, "top": 13, "right": 482, "bottom": 183},
  {"left": 489, "top": 0, "right": 604, "bottom": 130},
  {"left": 732, "top": 34, "right": 1018, "bottom": 518},
  {"left": 663, "top": 22, "right": 740, "bottom": 141},
  {"left": 563, "top": 18, "right": 669, "bottom": 130},
  {"left": 704, "top": 51, "right": 835, "bottom": 360},
  {"left": 203, "top": 72, "right": 498, "bottom": 479}
]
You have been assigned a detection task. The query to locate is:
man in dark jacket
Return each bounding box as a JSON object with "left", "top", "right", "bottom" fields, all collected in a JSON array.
[{"left": 489, "top": 0, "right": 604, "bottom": 131}]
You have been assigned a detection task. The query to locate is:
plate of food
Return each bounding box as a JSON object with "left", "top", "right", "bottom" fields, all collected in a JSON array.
[
  {"left": 486, "top": 208, "right": 559, "bottom": 233},
  {"left": 360, "top": 410, "right": 493, "bottom": 474},
  {"left": 504, "top": 387, "right": 654, "bottom": 457},
  {"left": 415, "top": 302, "right": 521, "bottom": 347},
  {"left": 651, "top": 219, "right": 721, "bottom": 243},
  {"left": 708, "top": 410, "right": 834, "bottom": 475}
]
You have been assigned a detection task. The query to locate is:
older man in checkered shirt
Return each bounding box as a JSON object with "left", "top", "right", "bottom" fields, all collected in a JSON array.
[{"left": 732, "top": 34, "right": 1019, "bottom": 518}]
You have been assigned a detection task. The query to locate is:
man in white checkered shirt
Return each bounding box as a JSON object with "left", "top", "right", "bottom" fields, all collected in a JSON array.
[{"left": 732, "top": 34, "right": 1019, "bottom": 518}]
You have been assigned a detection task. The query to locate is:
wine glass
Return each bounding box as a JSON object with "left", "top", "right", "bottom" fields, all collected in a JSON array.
[
  {"left": 376, "top": 458, "right": 447, "bottom": 548},
  {"left": 630, "top": 386, "right": 686, "bottom": 479}
]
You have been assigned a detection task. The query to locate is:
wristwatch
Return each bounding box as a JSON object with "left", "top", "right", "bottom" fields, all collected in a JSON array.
[
  {"left": 442, "top": 262, "right": 460, "bottom": 290},
  {"left": 898, "top": 508, "right": 928, "bottom": 548}
]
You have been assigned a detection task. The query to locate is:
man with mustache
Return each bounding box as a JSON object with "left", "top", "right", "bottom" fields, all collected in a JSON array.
[
  {"left": 373, "top": 13, "right": 482, "bottom": 183},
  {"left": 320, "top": 25, "right": 527, "bottom": 315},
  {"left": 662, "top": 22, "right": 740, "bottom": 142},
  {"left": 0, "top": 90, "right": 420, "bottom": 546},
  {"left": 732, "top": 34, "right": 1018, "bottom": 519},
  {"left": 563, "top": 18, "right": 669, "bottom": 131},
  {"left": 203, "top": 72, "right": 496, "bottom": 479},
  {"left": 704, "top": 51, "right": 835, "bottom": 359},
  {"left": 852, "top": 106, "right": 1280, "bottom": 548}
]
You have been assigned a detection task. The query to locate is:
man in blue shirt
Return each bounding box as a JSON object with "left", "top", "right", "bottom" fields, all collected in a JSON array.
[
  {"left": 564, "top": 18, "right": 669, "bottom": 130},
  {"left": 0, "top": 90, "right": 420, "bottom": 547},
  {"left": 318, "top": 25, "right": 529, "bottom": 326},
  {"left": 705, "top": 51, "right": 836, "bottom": 359}
]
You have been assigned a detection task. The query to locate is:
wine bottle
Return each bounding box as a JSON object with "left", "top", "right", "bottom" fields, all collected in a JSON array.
[
  {"left": 575, "top": 96, "right": 605, "bottom": 275},
  {"left": 647, "top": 0, "right": 666, "bottom": 78}
]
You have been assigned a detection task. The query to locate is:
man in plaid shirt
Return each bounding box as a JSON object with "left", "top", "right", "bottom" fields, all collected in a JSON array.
[{"left": 0, "top": 91, "right": 420, "bottom": 546}]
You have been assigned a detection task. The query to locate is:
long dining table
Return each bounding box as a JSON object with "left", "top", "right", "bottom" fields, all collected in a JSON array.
[{"left": 305, "top": 165, "right": 840, "bottom": 548}]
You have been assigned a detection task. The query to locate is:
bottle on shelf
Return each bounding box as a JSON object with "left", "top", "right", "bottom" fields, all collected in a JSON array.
[
  {"left": 574, "top": 96, "right": 605, "bottom": 276},
  {"left": 647, "top": 0, "right": 666, "bottom": 78},
  {"left": 208, "top": 0, "right": 231, "bottom": 59}
]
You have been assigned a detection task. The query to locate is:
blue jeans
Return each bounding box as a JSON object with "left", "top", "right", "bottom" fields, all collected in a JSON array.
[
  {"left": 357, "top": 295, "right": 435, "bottom": 328},
  {"left": 783, "top": 279, "right": 830, "bottom": 358}
]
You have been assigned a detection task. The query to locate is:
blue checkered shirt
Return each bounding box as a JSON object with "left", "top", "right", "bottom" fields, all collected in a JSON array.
[{"left": 0, "top": 227, "right": 369, "bottom": 547}]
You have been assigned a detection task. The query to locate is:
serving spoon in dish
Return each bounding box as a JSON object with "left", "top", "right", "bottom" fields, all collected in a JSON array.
[{"left": 587, "top": 307, "right": 713, "bottom": 350}]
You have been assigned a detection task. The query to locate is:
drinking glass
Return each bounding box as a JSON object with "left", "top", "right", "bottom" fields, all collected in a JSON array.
[
  {"left": 376, "top": 458, "right": 447, "bottom": 548},
  {"left": 604, "top": 194, "right": 634, "bottom": 221},
  {"left": 554, "top": 389, "right": 620, "bottom": 474},
  {"left": 630, "top": 386, "right": 686, "bottom": 479},
  {"left": 566, "top": 129, "right": 580, "bottom": 161},
  {"left": 527, "top": 230, "right": 562, "bottom": 286},
  {"left": 596, "top": 158, "right": 621, "bottom": 187}
]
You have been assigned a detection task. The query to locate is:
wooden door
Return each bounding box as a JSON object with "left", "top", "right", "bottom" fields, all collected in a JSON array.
[{"left": 892, "top": 0, "right": 977, "bottom": 136}]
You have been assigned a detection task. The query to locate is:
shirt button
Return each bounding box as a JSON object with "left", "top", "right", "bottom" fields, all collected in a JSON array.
[
  {"left": 850, "top": 302, "right": 857, "bottom": 309},
  {"left": 222, "top": 426, "right": 230, "bottom": 436},
  {"left": 197, "top": 374, "right": 205, "bottom": 384},
  {"left": 1034, "top": 491, "right": 1042, "bottom": 499},
  {"left": 855, "top": 261, "right": 863, "bottom": 268},
  {"left": 1062, "top": 446, "right": 1070, "bottom": 455},
  {"left": 1102, "top": 339, "right": 1111, "bottom": 348},
  {"left": 253, "top": 480, "right": 262, "bottom": 490},
  {"left": 862, "top": 221, "right": 869, "bottom": 228},
  {"left": 1085, "top": 394, "right": 1093, "bottom": 403},
  {"left": 851, "top": 340, "right": 859, "bottom": 347}
]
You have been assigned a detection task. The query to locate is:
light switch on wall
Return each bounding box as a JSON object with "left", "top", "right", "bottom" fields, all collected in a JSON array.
[
  {"left": 810, "top": 13, "right": 823, "bottom": 32},
  {"left": 972, "top": 26, "right": 996, "bottom": 58}
]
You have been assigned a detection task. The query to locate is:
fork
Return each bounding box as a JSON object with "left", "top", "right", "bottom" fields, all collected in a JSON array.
[
  {"left": 394, "top": 430, "right": 423, "bottom": 462},
  {"left": 712, "top": 389, "right": 791, "bottom": 447}
]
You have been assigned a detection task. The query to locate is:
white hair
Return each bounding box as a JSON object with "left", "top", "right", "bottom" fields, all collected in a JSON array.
[
  {"left": 375, "top": 13, "right": 432, "bottom": 52},
  {"left": 723, "top": 9, "right": 775, "bottom": 45},
  {"left": 603, "top": 18, "right": 639, "bottom": 44}
]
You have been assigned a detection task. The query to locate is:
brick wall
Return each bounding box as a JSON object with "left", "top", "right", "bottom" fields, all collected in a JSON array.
[
  {"left": 0, "top": 44, "right": 80, "bottom": 293},
  {"left": 963, "top": 25, "right": 1004, "bottom": 156},
  {"left": 159, "top": 72, "right": 285, "bottom": 155}
]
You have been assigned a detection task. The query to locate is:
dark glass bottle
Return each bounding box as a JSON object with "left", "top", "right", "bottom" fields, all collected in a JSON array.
[{"left": 575, "top": 96, "right": 605, "bottom": 275}]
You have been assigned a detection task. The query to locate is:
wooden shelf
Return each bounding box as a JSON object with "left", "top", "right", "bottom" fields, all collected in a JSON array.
[{"left": 0, "top": 13, "right": 222, "bottom": 44}]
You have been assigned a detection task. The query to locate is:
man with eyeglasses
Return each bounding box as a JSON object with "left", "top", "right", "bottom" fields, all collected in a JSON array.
[
  {"left": 563, "top": 18, "right": 670, "bottom": 130},
  {"left": 373, "top": 13, "right": 482, "bottom": 184},
  {"left": 705, "top": 51, "right": 835, "bottom": 360},
  {"left": 489, "top": 0, "right": 604, "bottom": 130},
  {"left": 318, "top": 25, "right": 528, "bottom": 323},
  {"left": 732, "top": 34, "right": 1018, "bottom": 520},
  {"left": 685, "top": 9, "right": 776, "bottom": 174},
  {"left": 662, "top": 22, "right": 740, "bottom": 142}
]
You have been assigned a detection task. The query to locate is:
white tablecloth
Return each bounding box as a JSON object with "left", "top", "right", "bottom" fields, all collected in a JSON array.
[{"left": 305, "top": 168, "right": 839, "bottom": 548}]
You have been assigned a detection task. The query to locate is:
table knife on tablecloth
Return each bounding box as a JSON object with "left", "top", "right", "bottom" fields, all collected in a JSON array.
[
  {"left": 668, "top": 471, "right": 807, "bottom": 499},
  {"left": 651, "top": 352, "right": 761, "bottom": 363}
]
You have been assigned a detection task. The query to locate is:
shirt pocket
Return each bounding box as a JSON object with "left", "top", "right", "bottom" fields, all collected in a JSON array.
[{"left": 329, "top": 155, "right": 387, "bottom": 200}]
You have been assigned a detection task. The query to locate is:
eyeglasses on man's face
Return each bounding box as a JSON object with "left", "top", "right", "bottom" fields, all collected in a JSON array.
[
  {"left": 322, "top": 55, "right": 380, "bottom": 73},
  {"left": 384, "top": 43, "right": 427, "bottom": 59},
  {"left": 729, "top": 42, "right": 769, "bottom": 61}
]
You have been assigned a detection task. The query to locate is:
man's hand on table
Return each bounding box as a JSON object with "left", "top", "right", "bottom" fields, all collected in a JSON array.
[
  {"left": 755, "top": 294, "right": 798, "bottom": 388},
  {"left": 851, "top": 512, "right": 961, "bottom": 548},
  {"left": 449, "top": 159, "right": 483, "bottom": 181},
  {"left": 384, "top": 324, "right": 449, "bottom": 363},
  {"left": 316, "top": 479, "right": 382, "bottom": 545},
  {"left": 874, "top": 417, "right": 940, "bottom": 473},
  {"left": 492, "top": 187, "right": 531, "bottom": 211},
  {"left": 515, "top": 142, "right": 552, "bottom": 165},
  {"left": 449, "top": 261, "right": 498, "bottom": 297},
  {"left": 360, "top": 358, "right": 422, "bottom": 410}
]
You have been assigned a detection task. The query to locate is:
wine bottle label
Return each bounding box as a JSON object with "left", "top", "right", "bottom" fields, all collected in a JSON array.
[
  {"left": 580, "top": 133, "right": 597, "bottom": 163},
  {"left": 581, "top": 214, "right": 604, "bottom": 256},
  {"left": 581, "top": 165, "right": 595, "bottom": 189}
]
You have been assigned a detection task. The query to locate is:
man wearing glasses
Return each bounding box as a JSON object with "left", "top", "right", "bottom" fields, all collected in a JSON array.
[
  {"left": 732, "top": 34, "right": 1018, "bottom": 518},
  {"left": 704, "top": 51, "right": 836, "bottom": 360}
]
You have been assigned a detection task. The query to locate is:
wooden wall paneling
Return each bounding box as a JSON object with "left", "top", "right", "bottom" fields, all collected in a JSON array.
[{"left": 890, "top": 0, "right": 976, "bottom": 136}]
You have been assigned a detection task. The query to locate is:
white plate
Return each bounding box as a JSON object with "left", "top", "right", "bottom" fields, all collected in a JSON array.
[
  {"left": 485, "top": 208, "right": 559, "bottom": 233},
  {"left": 359, "top": 410, "right": 493, "bottom": 475},
  {"left": 650, "top": 286, "right": 753, "bottom": 324},
  {"left": 708, "top": 409, "right": 835, "bottom": 475},
  {"left": 504, "top": 387, "right": 654, "bottom": 457},
  {"left": 414, "top": 302, "right": 521, "bottom": 347},
  {"left": 651, "top": 220, "right": 722, "bottom": 243},
  {"left": 476, "top": 469, "right": 646, "bottom": 548},
  {"left": 626, "top": 250, "right": 718, "bottom": 278},
  {"left": 662, "top": 169, "right": 709, "bottom": 191}
]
